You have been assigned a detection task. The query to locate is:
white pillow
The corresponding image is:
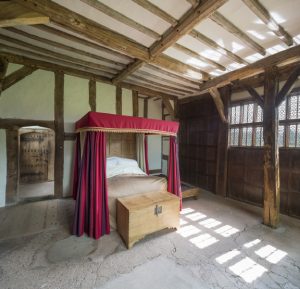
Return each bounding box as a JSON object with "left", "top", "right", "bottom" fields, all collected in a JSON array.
[{"left": 106, "top": 157, "right": 146, "bottom": 178}]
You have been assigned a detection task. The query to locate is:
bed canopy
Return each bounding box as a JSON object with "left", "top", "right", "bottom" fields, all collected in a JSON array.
[{"left": 72, "top": 112, "right": 181, "bottom": 239}]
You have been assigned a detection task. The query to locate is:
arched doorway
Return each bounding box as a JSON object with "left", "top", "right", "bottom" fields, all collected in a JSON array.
[{"left": 18, "top": 126, "right": 55, "bottom": 200}]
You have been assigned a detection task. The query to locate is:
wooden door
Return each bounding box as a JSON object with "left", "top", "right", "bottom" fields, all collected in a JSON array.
[{"left": 20, "top": 131, "right": 54, "bottom": 183}]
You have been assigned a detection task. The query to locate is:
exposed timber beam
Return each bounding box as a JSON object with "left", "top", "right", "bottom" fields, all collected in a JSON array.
[
  {"left": 0, "top": 57, "right": 8, "bottom": 94},
  {"left": 173, "top": 43, "right": 226, "bottom": 71},
  {"left": 132, "top": 90, "right": 139, "bottom": 117},
  {"left": 134, "top": 70, "right": 199, "bottom": 91},
  {"left": 210, "top": 12, "right": 266, "bottom": 55},
  {"left": 1, "top": 43, "right": 115, "bottom": 78},
  {"left": 263, "top": 66, "right": 280, "bottom": 228},
  {"left": 130, "top": 74, "right": 194, "bottom": 94},
  {"left": 236, "top": 81, "right": 264, "bottom": 107},
  {"left": 5, "top": 27, "right": 125, "bottom": 69},
  {"left": 0, "top": 34, "right": 118, "bottom": 75},
  {"left": 131, "top": 0, "right": 178, "bottom": 26},
  {"left": 162, "top": 98, "right": 175, "bottom": 119},
  {"left": 276, "top": 66, "right": 300, "bottom": 106},
  {"left": 14, "top": 0, "right": 150, "bottom": 61},
  {"left": 89, "top": 79, "right": 96, "bottom": 111},
  {"left": 2, "top": 66, "right": 37, "bottom": 92},
  {"left": 0, "top": 52, "right": 177, "bottom": 100},
  {"left": 0, "top": 1, "right": 49, "bottom": 27},
  {"left": 149, "top": 0, "right": 228, "bottom": 58},
  {"left": 112, "top": 60, "right": 144, "bottom": 84},
  {"left": 80, "top": 0, "right": 161, "bottom": 40},
  {"left": 146, "top": 64, "right": 200, "bottom": 86},
  {"left": 242, "top": 0, "right": 294, "bottom": 46},
  {"left": 189, "top": 30, "right": 248, "bottom": 65},
  {"left": 208, "top": 87, "right": 227, "bottom": 123},
  {"left": 36, "top": 25, "right": 131, "bottom": 63},
  {"left": 185, "top": 0, "right": 199, "bottom": 8},
  {"left": 199, "top": 44, "right": 300, "bottom": 92},
  {"left": 126, "top": 78, "right": 185, "bottom": 97},
  {"left": 116, "top": 86, "right": 122, "bottom": 114}
]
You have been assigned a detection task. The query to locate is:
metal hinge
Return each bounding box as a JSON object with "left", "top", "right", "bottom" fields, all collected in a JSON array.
[{"left": 154, "top": 204, "right": 162, "bottom": 216}]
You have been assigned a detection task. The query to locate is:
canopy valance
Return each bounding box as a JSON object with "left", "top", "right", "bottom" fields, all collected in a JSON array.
[{"left": 75, "top": 112, "right": 179, "bottom": 136}]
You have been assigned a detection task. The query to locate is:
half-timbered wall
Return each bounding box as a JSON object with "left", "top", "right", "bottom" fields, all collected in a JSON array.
[{"left": 0, "top": 63, "right": 163, "bottom": 206}]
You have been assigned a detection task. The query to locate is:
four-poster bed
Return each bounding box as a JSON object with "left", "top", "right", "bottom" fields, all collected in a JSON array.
[{"left": 72, "top": 112, "right": 181, "bottom": 240}]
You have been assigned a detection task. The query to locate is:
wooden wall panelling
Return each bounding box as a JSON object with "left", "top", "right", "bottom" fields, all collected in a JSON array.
[
  {"left": 106, "top": 133, "right": 136, "bottom": 159},
  {"left": 54, "top": 71, "right": 64, "bottom": 198}
]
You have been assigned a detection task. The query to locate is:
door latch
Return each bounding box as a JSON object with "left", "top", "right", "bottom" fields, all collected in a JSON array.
[{"left": 154, "top": 205, "right": 162, "bottom": 216}]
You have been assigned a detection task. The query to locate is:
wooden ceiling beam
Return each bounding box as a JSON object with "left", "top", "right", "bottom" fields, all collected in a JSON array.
[
  {"left": 80, "top": 0, "right": 161, "bottom": 40},
  {"left": 0, "top": 51, "right": 177, "bottom": 100},
  {"left": 0, "top": 1, "right": 49, "bottom": 27},
  {"left": 2, "top": 66, "right": 37, "bottom": 92},
  {"left": 199, "top": 44, "right": 300, "bottom": 92},
  {"left": 14, "top": 0, "right": 150, "bottom": 61},
  {"left": 189, "top": 30, "right": 248, "bottom": 65},
  {"left": 112, "top": 60, "right": 144, "bottom": 85},
  {"left": 185, "top": 0, "right": 199, "bottom": 8},
  {"left": 1, "top": 44, "right": 116, "bottom": 78},
  {"left": 5, "top": 27, "right": 125, "bottom": 69},
  {"left": 127, "top": 78, "right": 185, "bottom": 97},
  {"left": 131, "top": 0, "right": 178, "bottom": 26},
  {"left": 149, "top": 0, "right": 228, "bottom": 58},
  {"left": 242, "top": 0, "right": 294, "bottom": 47},
  {"left": 210, "top": 12, "right": 266, "bottom": 55},
  {"left": 0, "top": 34, "right": 118, "bottom": 75},
  {"left": 36, "top": 25, "right": 131, "bottom": 63},
  {"left": 208, "top": 87, "right": 227, "bottom": 122},
  {"left": 145, "top": 64, "right": 200, "bottom": 86},
  {"left": 173, "top": 43, "right": 226, "bottom": 71},
  {"left": 134, "top": 70, "right": 199, "bottom": 91},
  {"left": 129, "top": 74, "right": 193, "bottom": 94},
  {"left": 276, "top": 66, "right": 300, "bottom": 106}
]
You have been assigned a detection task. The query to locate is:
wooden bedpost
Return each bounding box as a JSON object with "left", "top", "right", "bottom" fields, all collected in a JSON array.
[
  {"left": 89, "top": 79, "right": 96, "bottom": 112},
  {"left": 263, "top": 66, "right": 280, "bottom": 228}
]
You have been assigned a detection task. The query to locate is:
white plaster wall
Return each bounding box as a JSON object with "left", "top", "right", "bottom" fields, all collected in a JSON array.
[
  {"left": 0, "top": 130, "right": 7, "bottom": 207},
  {"left": 122, "top": 88, "right": 133, "bottom": 116},
  {"left": 96, "top": 82, "right": 116, "bottom": 113},
  {"left": 64, "top": 75, "right": 90, "bottom": 132},
  {"left": 63, "top": 141, "right": 75, "bottom": 197},
  {"left": 0, "top": 64, "right": 54, "bottom": 120}
]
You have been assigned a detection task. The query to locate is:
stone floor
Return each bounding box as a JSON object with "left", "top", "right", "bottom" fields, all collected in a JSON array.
[{"left": 0, "top": 191, "right": 299, "bottom": 289}]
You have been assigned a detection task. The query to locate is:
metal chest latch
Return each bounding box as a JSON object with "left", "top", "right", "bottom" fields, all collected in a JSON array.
[{"left": 154, "top": 204, "right": 162, "bottom": 216}]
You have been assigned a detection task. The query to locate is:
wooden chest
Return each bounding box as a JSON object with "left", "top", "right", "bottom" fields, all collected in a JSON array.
[{"left": 116, "top": 191, "right": 180, "bottom": 249}]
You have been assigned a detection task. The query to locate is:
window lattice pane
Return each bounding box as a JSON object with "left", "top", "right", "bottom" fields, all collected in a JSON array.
[
  {"left": 241, "top": 127, "right": 247, "bottom": 145},
  {"left": 289, "top": 125, "right": 296, "bottom": 147},
  {"left": 247, "top": 127, "right": 253, "bottom": 146},
  {"left": 289, "top": 96, "right": 298, "bottom": 119},
  {"left": 255, "top": 127, "right": 263, "bottom": 146},
  {"left": 231, "top": 106, "right": 241, "bottom": 124},
  {"left": 257, "top": 106, "right": 263, "bottom": 122},
  {"left": 234, "top": 128, "right": 239, "bottom": 146},
  {"left": 278, "top": 125, "right": 285, "bottom": 147},
  {"left": 278, "top": 100, "right": 286, "bottom": 120},
  {"left": 297, "top": 125, "right": 300, "bottom": 147},
  {"left": 248, "top": 104, "right": 254, "bottom": 123}
]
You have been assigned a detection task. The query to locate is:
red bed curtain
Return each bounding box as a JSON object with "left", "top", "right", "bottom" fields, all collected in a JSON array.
[
  {"left": 72, "top": 131, "right": 110, "bottom": 239},
  {"left": 168, "top": 136, "right": 182, "bottom": 209}
]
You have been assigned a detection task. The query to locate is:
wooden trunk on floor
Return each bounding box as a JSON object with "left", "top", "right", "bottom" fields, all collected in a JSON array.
[{"left": 117, "top": 191, "right": 180, "bottom": 249}]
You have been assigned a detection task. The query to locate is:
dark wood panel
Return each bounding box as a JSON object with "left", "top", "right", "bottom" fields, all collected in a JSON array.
[
  {"left": 179, "top": 96, "right": 219, "bottom": 192},
  {"left": 227, "top": 147, "right": 300, "bottom": 218}
]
